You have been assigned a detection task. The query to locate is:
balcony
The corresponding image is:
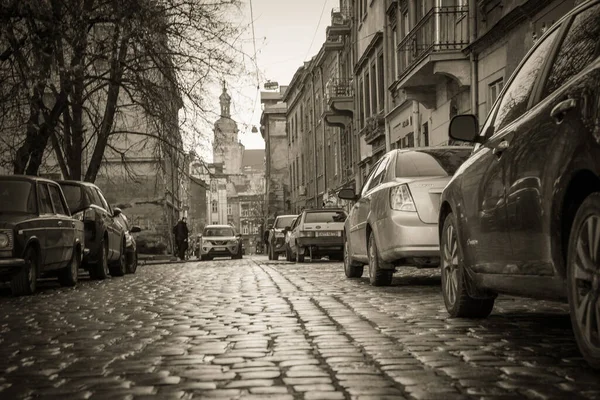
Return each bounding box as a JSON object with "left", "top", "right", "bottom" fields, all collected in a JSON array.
[
  {"left": 324, "top": 35, "right": 344, "bottom": 52},
  {"left": 324, "top": 78, "right": 354, "bottom": 129},
  {"left": 363, "top": 113, "right": 385, "bottom": 145},
  {"left": 394, "top": 6, "right": 471, "bottom": 108},
  {"left": 327, "top": 5, "right": 351, "bottom": 36}
]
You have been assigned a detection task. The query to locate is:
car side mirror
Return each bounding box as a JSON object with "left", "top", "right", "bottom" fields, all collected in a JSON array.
[
  {"left": 113, "top": 208, "right": 122, "bottom": 217},
  {"left": 449, "top": 114, "right": 482, "bottom": 143},
  {"left": 338, "top": 188, "right": 359, "bottom": 201},
  {"left": 130, "top": 226, "right": 141, "bottom": 233}
]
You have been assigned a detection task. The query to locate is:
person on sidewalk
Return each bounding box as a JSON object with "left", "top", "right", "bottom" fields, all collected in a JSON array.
[{"left": 173, "top": 217, "right": 189, "bottom": 260}]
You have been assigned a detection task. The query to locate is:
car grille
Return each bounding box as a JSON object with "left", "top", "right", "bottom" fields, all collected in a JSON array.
[
  {"left": 211, "top": 240, "right": 227, "bottom": 246},
  {"left": 0, "top": 229, "right": 14, "bottom": 250}
]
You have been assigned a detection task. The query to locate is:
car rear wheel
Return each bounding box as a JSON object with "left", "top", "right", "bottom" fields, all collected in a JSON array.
[
  {"left": 344, "top": 239, "right": 363, "bottom": 278},
  {"left": 11, "top": 246, "right": 38, "bottom": 296},
  {"left": 58, "top": 245, "right": 79, "bottom": 287},
  {"left": 441, "top": 213, "right": 494, "bottom": 318},
  {"left": 268, "top": 243, "right": 274, "bottom": 260},
  {"left": 90, "top": 238, "right": 110, "bottom": 280},
  {"left": 367, "top": 232, "right": 393, "bottom": 286},
  {"left": 272, "top": 246, "right": 279, "bottom": 261},
  {"left": 567, "top": 192, "right": 600, "bottom": 369}
]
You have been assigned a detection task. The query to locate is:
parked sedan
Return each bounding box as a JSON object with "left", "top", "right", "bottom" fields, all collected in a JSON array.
[
  {"left": 287, "top": 208, "right": 347, "bottom": 263},
  {"left": 58, "top": 180, "right": 127, "bottom": 279},
  {"left": 0, "top": 175, "right": 84, "bottom": 296},
  {"left": 439, "top": 0, "right": 600, "bottom": 368},
  {"left": 338, "top": 147, "right": 472, "bottom": 286},
  {"left": 267, "top": 214, "right": 298, "bottom": 260},
  {"left": 113, "top": 208, "right": 142, "bottom": 274}
]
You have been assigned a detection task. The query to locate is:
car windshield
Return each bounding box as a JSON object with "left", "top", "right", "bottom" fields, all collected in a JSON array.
[
  {"left": 60, "top": 184, "right": 84, "bottom": 212},
  {"left": 304, "top": 211, "right": 347, "bottom": 223},
  {"left": 203, "top": 227, "right": 235, "bottom": 237},
  {"left": 275, "top": 216, "right": 296, "bottom": 228},
  {"left": 0, "top": 180, "right": 37, "bottom": 214},
  {"left": 395, "top": 149, "right": 472, "bottom": 177}
]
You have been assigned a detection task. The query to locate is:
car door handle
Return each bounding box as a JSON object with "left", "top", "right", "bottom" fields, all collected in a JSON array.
[
  {"left": 492, "top": 140, "right": 510, "bottom": 156},
  {"left": 550, "top": 98, "right": 576, "bottom": 123}
]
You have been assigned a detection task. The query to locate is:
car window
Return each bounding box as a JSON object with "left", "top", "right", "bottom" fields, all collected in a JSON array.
[
  {"left": 48, "top": 184, "right": 68, "bottom": 215},
  {"left": 275, "top": 216, "right": 296, "bottom": 228},
  {"left": 542, "top": 4, "right": 600, "bottom": 98},
  {"left": 365, "top": 156, "right": 389, "bottom": 193},
  {"left": 304, "top": 211, "right": 347, "bottom": 223},
  {"left": 87, "top": 187, "right": 104, "bottom": 208},
  {"left": 203, "top": 227, "right": 234, "bottom": 236},
  {"left": 38, "top": 184, "right": 54, "bottom": 214},
  {"left": 96, "top": 188, "right": 112, "bottom": 214},
  {"left": 360, "top": 159, "right": 383, "bottom": 196},
  {"left": 395, "top": 149, "right": 472, "bottom": 177},
  {"left": 0, "top": 181, "right": 37, "bottom": 214},
  {"left": 493, "top": 29, "right": 559, "bottom": 131},
  {"left": 60, "top": 184, "right": 84, "bottom": 213}
]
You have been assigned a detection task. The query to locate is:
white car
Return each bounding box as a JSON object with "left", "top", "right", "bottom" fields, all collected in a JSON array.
[{"left": 198, "top": 225, "right": 243, "bottom": 261}]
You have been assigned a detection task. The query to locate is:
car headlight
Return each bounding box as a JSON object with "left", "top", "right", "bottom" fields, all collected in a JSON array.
[{"left": 0, "top": 232, "right": 9, "bottom": 248}]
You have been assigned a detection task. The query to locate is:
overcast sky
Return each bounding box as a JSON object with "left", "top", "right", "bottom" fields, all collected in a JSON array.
[{"left": 215, "top": 0, "right": 339, "bottom": 154}]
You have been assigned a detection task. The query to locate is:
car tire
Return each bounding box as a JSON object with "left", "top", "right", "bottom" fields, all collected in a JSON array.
[
  {"left": 296, "top": 247, "right": 305, "bottom": 263},
  {"left": 273, "top": 248, "right": 279, "bottom": 261},
  {"left": 11, "top": 246, "right": 38, "bottom": 296},
  {"left": 567, "top": 192, "right": 600, "bottom": 369},
  {"left": 344, "top": 239, "right": 363, "bottom": 278},
  {"left": 90, "top": 238, "right": 110, "bottom": 280},
  {"left": 109, "top": 239, "right": 127, "bottom": 277},
  {"left": 268, "top": 243, "right": 273, "bottom": 260},
  {"left": 286, "top": 247, "right": 292, "bottom": 261},
  {"left": 441, "top": 213, "right": 494, "bottom": 318},
  {"left": 126, "top": 250, "right": 138, "bottom": 274},
  {"left": 58, "top": 245, "right": 80, "bottom": 287},
  {"left": 200, "top": 255, "right": 209, "bottom": 261},
  {"left": 367, "top": 231, "right": 393, "bottom": 286}
]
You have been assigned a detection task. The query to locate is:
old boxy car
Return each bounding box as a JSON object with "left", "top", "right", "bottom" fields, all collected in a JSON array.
[{"left": 0, "top": 175, "right": 84, "bottom": 296}]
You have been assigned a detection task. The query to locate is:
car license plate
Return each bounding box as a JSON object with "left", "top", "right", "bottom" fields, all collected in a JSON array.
[
  {"left": 317, "top": 231, "right": 339, "bottom": 237},
  {"left": 214, "top": 247, "right": 226, "bottom": 251}
]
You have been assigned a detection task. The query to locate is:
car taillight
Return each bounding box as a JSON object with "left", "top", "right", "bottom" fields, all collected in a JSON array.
[
  {"left": 300, "top": 231, "right": 315, "bottom": 237},
  {"left": 390, "top": 184, "right": 416, "bottom": 212}
]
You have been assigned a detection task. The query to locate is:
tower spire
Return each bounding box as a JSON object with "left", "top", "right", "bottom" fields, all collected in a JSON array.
[{"left": 219, "top": 80, "right": 231, "bottom": 118}]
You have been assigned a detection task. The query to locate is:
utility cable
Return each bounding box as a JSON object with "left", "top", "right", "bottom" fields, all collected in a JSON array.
[{"left": 304, "top": 0, "right": 329, "bottom": 61}]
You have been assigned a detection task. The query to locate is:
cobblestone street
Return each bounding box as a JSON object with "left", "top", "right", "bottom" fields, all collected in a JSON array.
[{"left": 0, "top": 256, "right": 598, "bottom": 400}]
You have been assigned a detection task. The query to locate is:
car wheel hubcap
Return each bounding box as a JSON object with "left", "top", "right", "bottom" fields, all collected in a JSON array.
[
  {"left": 443, "top": 224, "right": 459, "bottom": 306},
  {"left": 573, "top": 215, "right": 600, "bottom": 350}
]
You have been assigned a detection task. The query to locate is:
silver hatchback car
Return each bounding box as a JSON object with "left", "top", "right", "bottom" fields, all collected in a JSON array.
[{"left": 338, "top": 147, "right": 472, "bottom": 286}]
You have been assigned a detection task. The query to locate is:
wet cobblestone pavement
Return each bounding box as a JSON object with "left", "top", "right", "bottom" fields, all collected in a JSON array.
[{"left": 0, "top": 255, "right": 598, "bottom": 400}]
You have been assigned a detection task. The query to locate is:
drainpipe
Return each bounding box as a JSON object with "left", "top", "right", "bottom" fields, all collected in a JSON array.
[
  {"left": 469, "top": 0, "right": 478, "bottom": 118},
  {"left": 409, "top": 0, "right": 421, "bottom": 147}
]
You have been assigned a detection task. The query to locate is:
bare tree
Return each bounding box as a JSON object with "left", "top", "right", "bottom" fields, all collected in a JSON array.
[{"left": 0, "top": 0, "right": 243, "bottom": 181}]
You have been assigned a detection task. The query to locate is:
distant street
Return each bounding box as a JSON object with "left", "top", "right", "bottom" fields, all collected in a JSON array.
[{"left": 0, "top": 256, "right": 598, "bottom": 400}]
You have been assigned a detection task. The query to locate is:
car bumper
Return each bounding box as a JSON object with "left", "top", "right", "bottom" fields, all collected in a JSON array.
[
  {"left": 200, "top": 245, "right": 240, "bottom": 256},
  {"left": 296, "top": 237, "right": 344, "bottom": 253},
  {"left": 374, "top": 211, "right": 440, "bottom": 263},
  {"left": 0, "top": 258, "right": 26, "bottom": 277}
]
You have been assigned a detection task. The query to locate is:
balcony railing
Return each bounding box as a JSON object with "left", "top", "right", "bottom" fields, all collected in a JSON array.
[
  {"left": 396, "top": 6, "right": 469, "bottom": 78},
  {"left": 326, "top": 78, "right": 354, "bottom": 103}
]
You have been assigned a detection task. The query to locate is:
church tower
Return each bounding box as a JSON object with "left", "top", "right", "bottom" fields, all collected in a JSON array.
[{"left": 213, "top": 81, "right": 244, "bottom": 174}]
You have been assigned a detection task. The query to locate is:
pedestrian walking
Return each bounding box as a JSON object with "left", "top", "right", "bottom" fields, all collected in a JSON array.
[{"left": 173, "top": 217, "right": 189, "bottom": 261}]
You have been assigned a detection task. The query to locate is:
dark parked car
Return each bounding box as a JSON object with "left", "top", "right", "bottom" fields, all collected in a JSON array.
[
  {"left": 0, "top": 175, "right": 84, "bottom": 296},
  {"left": 113, "top": 208, "right": 142, "bottom": 274},
  {"left": 266, "top": 214, "right": 298, "bottom": 260},
  {"left": 57, "top": 180, "right": 127, "bottom": 279},
  {"left": 439, "top": 0, "right": 600, "bottom": 368}
]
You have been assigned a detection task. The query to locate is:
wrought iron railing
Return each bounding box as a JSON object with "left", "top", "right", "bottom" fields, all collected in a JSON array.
[
  {"left": 396, "top": 6, "right": 469, "bottom": 78},
  {"left": 325, "top": 78, "right": 354, "bottom": 103}
]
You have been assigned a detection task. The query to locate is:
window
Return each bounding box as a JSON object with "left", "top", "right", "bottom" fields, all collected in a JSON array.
[
  {"left": 96, "top": 189, "right": 111, "bottom": 213},
  {"left": 494, "top": 29, "right": 559, "bottom": 131},
  {"left": 488, "top": 78, "right": 504, "bottom": 111},
  {"left": 334, "top": 143, "right": 338, "bottom": 176},
  {"left": 48, "top": 185, "right": 68, "bottom": 215},
  {"left": 543, "top": 5, "right": 600, "bottom": 98},
  {"left": 422, "top": 122, "right": 429, "bottom": 146},
  {"left": 275, "top": 216, "right": 296, "bottom": 228},
  {"left": 403, "top": 11, "right": 409, "bottom": 36},
  {"left": 300, "top": 154, "right": 305, "bottom": 185},
  {"left": 203, "top": 226, "right": 235, "bottom": 236},
  {"left": 377, "top": 54, "right": 384, "bottom": 112},
  {"left": 211, "top": 200, "right": 218, "bottom": 213},
  {"left": 211, "top": 182, "right": 217, "bottom": 192},
  {"left": 365, "top": 156, "right": 390, "bottom": 193},
  {"left": 0, "top": 181, "right": 36, "bottom": 213},
  {"left": 38, "top": 184, "right": 54, "bottom": 214},
  {"left": 243, "top": 226, "right": 249, "bottom": 234},
  {"left": 395, "top": 149, "right": 472, "bottom": 177},
  {"left": 392, "top": 26, "right": 398, "bottom": 78},
  {"left": 304, "top": 210, "right": 347, "bottom": 223},
  {"left": 60, "top": 184, "right": 84, "bottom": 213},
  {"left": 227, "top": 204, "right": 232, "bottom": 215},
  {"left": 358, "top": 77, "right": 365, "bottom": 128},
  {"left": 371, "top": 62, "right": 377, "bottom": 114},
  {"left": 364, "top": 70, "right": 371, "bottom": 118}
]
